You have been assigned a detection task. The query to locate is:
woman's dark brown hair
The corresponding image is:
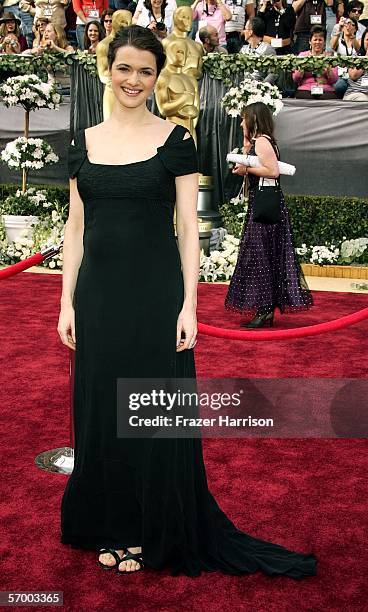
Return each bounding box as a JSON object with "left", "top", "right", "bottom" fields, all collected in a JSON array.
[
  {"left": 107, "top": 24, "right": 166, "bottom": 75},
  {"left": 83, "top": 20, "right": 105, "bottom": 50},
  {"left": 144, "top": 0, "right": 168, "bottom": 21},
  {"left": 242, "top": 102, "right": 275, "bottom": 140}
]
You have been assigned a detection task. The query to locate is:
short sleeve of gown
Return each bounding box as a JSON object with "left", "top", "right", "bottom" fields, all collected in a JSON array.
[
  {"left": 157, "top": 128, "right": 199, "bottom": 176},
  {"left": 68, "top": 131, "right": 87, "bottom": 179}
]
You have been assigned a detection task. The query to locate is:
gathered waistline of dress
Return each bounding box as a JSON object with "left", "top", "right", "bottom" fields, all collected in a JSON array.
[{"left": 85, "top": 196, "right": 174, "bottom": 203}]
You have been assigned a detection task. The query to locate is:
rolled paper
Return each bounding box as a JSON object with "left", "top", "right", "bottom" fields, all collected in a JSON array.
[{"left": 227, "top": 153, "right": 296, "bottom": 176}]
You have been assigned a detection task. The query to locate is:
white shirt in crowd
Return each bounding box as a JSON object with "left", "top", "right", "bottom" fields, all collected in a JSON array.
[
  {"left": 224, "top": 0, "right": 253, "bottom": 34},
  {"left": 135, "top": 0, "right": 176, "bottom": 32}
]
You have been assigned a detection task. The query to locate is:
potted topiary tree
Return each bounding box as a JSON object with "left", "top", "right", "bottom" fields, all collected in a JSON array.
[{"left": 0, "top": 74, "right": 60, "bottom": 242}]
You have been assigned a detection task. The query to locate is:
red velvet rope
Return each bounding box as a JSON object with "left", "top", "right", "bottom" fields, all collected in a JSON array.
[
  {"left": 0, "top": 246, "right": 61, "bottom": 280},
  {"left": 198, "top": 306, "right": 368, "bottom": 341},
  {"left": 1, "top": 249, "right": 367, "bottom": 341}
]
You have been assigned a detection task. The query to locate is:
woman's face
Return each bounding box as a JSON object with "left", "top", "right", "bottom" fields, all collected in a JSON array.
[
  {"left": 110, "top": 45, "right": 158, "bottom": 109},
  {"left": 363, "top": 34, "right": 368, "bottom": 54},
  {"left": 343, "top": 19, "right": 357, "bottom": 37},
  {"left": 310, "top": 33, "right": 325, "bottom": 54},
  {"left": 104, "top": 15, "right": 113, "bottom": 34},
  {"left": 87, "top": 23, "right": 100, "bottom": 43},
  {"left": 6, "top": 20, "right": 16, "bottom": 33},
  {"left": 151, "top": 0, "right": 163, "bottom": 10},
  {"left": 44, "top": 24, "right": 56, "bottom": 41},
  {"left": 37, "top": 21, "right": 47, "bottom": 35}
]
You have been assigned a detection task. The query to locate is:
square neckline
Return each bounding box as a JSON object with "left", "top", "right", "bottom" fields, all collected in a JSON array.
[{"left": 84, "top": 123, "right": 182, "bottom": 168}]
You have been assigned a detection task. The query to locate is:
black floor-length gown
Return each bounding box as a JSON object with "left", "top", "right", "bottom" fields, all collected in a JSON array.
[{"left": 61, "top": 124, "right": 317, "bottom": 579}]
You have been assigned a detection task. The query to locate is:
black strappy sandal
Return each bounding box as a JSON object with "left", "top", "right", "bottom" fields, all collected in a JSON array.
[
  {"left": 117, "top": 549, "right": 144, "bottom": 574},
  {"left": 98, "top": 548, "right": 126, "bottom": 570}
]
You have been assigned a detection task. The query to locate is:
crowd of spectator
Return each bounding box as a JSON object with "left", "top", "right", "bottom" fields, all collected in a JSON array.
[{"left": 0, "top": 0, "right": 367, "bottom": 99}]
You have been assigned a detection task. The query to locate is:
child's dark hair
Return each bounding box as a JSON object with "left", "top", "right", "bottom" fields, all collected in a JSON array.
[
  {"left": 107, "top": 25, "right": 166, "bottom": 75},
  {"left": 242, "top": 102, "right": 275, "bottom": 140}
]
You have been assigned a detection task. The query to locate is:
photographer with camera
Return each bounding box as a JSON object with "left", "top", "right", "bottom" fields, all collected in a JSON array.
[
  {"left": 133, "top": 0, "right": 173, "bottom": 38},
  {"left": 331, "top": 14, "right": 360, "bottom": 50},
  {"left": 258, "top": 0, "right": 296, "bottom": 54},
  {"left": 292, "top": 0, "right": 332, "bottom": 53}
]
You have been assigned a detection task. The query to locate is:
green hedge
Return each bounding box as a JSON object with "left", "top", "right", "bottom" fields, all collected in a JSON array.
[
  {"left": 220, "top": 193, "right": 368, "bottom": 246},
  {"left": 1, "top": 184, "right": 367, "bottom": 248},
  {"left": 285, "top": 194, "right": 368, "bottom": 247}
]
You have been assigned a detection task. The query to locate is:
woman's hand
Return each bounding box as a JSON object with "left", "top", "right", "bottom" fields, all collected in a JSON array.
[
  {"left": 57, "top": 304, "right": 76, "bottom": 350},
  {"left": 176, "top": 304, "right": 197, "bottom": 351},
  {"left": 232, "top": 163, "right": 248, "bottom": 176},
  {"left": 338, "top": 16, "right": 345, "bottom": 30}
]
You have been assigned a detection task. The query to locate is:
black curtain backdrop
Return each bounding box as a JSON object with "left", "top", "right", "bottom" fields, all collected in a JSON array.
[
  {"left": 69, "top": 62, "right": 104, "bottom": 142},
  {"left": 1, "top": 64, "right": 368, "bottom": 202}
]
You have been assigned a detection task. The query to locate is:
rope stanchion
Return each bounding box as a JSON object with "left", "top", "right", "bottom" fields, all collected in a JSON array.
[
  {"left": 198, "top": 306, "right": 368, "bottom": 341},
  {"left": 0, "top": 244, "right": 62, "bottom": 280}
]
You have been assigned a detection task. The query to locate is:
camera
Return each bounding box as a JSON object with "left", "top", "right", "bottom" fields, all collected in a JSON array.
[{"left": 155, "top": 21, "right": 166, "bottom": 31}]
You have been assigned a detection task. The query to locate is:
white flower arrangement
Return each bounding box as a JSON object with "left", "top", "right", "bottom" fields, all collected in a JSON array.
[
  {"left": 310, "top": 244, "right": 340, "bottom": 265},
  {"left": 1, "top": 137, "right": 59, "bottom": 171},
  {"left": 339, "top": 238, "right": 368, "bottom": 264},
  {"left": 0, "top": 74, "right": 61, "bottom": 112},
  {"left": 222, "top": 79, "right": 283, "bottom": 118},
  {"left": 0, "top": 201, "right": 65, "bottom": 269},
  {"left": 0, "top": 188, "right": 55, "bottom": 217},
  {"left": 199, "top": 234, "right": 368, "bottom": 283},
  {"left": 199, "top": 234, "right": 240, "bottom": 282}
]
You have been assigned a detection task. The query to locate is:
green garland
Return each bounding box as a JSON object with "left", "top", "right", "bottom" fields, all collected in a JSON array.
[
  {"left": 1, "top": 51, "right": 368, "bottom": 82},
  {"left": 203, "top": 53, "right": 368, "bottom": 84},
  {"left": 0, "top": 50, "right": 98, "bottom": 78}
]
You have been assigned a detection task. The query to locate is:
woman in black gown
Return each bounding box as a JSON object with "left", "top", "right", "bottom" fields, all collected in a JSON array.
[{"left": 58, "top": 25, "right": 317, "bottom": 578}]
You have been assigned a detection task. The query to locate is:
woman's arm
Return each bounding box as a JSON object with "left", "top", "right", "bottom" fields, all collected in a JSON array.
[
  {"left": 330, "top": 32, "right": 340, "bottom": 51},
  {"left": 132, "top": 7, "right": 142, "bottom": 23},
  {"left": 175, "top": 166, "right": 199, "bottom": 352},
  {"left": 233, "top": 137, "right": 279, "bottom": 179},
  {"left": 292, "top": 0, "right": 306, "bottom": 14},
  {"left": 216, "top": 0, "right": 232, "bottom": 21},
  {"left": 58, "top": 177, "right": 84, "bottom": 350}
]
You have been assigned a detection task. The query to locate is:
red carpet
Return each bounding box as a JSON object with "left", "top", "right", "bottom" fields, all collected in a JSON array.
[{"left": 0, "top": 273, "right": 367, "bottom": 611}]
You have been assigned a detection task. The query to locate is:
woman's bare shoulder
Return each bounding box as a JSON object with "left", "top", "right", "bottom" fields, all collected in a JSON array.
[{"left": 85, "top": 121, "right": 110, "bottom": 141}]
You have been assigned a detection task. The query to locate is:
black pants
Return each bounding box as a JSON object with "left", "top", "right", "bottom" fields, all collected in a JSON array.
[
  {"left": 293, "top": 32, "right": 310, "bottom": 54},
  {"left": 226, "top": 31, "right": 243, "bottom": 54}
]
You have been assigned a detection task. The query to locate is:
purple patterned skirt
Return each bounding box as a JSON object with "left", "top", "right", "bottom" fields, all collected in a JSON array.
[{"left": 225, "top": 182, "right": 313, "bottom": 317}]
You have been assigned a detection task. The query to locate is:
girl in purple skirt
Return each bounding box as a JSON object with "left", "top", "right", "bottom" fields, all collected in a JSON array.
[{"left": 225, "top": 102, "right": 313, "bottom": 328}]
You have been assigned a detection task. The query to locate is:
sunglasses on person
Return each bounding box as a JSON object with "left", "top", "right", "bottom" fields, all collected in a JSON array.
[
  {"left": 351, "top": 8, "right": 362, "bottom": 13},
  {"left": 104, "top": 18, "right": 112, "bottom": 22}
]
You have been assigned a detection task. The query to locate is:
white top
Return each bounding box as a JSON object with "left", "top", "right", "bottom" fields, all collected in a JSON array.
[
  {"left": 136, "top": 5, "right": 174, "bottom": 32},
  {"left": 224, "top": 0, "right": 253, "bottom": 34},
  {"left": 135, "top": 0, "right": 176, "bottom": 32},
  {"left": 334, "top": 34, "right": 359, "bottom": 56}
]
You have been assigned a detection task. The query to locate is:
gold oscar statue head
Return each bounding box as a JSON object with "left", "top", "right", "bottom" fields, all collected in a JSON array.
[
  {"left": 173, "top": 6, "right": 193, "bottom": 35},
  {"left": 112, "top": 9, "right": 133, "bottom": 33},
  {"left": 97, "top": 12, "right": 133, "bottom": 120}
]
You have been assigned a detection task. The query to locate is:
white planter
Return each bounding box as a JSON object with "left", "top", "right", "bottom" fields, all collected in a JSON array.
[{"left": 2, "top": 214, "right": 39, "bottom": 243}]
